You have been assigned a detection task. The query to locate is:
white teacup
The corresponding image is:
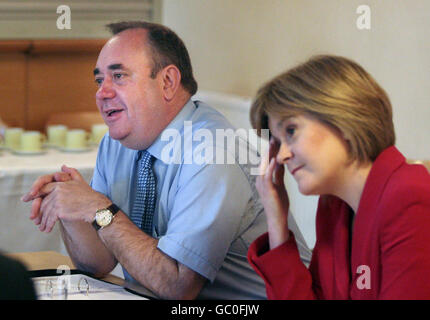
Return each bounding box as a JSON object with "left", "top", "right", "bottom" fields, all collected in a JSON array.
[
  {"left": 91, "top": 124, "right": 108, "bottom": 144},
  {"left": 65, "top": 129, "right": 88, "bottom": 150},
  {"left": 20, "top": 131, "right": 45, "bottom": 152},
  {"left": 4, "top": 127, "right": 24, "bottom": 150},
  {"left": 47, "top": 125, "right": 67, "bottom": 148}
]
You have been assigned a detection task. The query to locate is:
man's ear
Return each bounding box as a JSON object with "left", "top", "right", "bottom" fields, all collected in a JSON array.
[{"left": 161, "top": 64, "right": 181, "bottom": 101}]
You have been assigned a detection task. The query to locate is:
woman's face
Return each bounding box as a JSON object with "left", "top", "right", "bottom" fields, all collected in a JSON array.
[{"left": 268, "top": 113, "right": 351, "bottom": 196}]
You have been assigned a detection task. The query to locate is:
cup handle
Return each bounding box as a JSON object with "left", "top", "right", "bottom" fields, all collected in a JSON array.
[
  {"left": 0, "top": 127, "right": 4, "bottom": 145},
  {"left": 85, "top": 132, "right": 91, "bottom": 146}
]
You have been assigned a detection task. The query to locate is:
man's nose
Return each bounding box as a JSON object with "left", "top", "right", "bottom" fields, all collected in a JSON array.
[
  {"left": 96, "top": 78, "right": 115, "bottom": 100},
  {"left": 276, "top": 142, "right": 293, "bottom": 164}
]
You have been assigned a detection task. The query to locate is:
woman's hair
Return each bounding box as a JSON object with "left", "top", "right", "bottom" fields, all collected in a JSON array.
[{"left": 250, "top": 55, "right": 395, "bottom": 163}]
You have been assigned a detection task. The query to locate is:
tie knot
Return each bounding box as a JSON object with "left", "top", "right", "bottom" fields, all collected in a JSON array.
[{"left": 138, "top": 150, "right": 154, "bottom": 169}]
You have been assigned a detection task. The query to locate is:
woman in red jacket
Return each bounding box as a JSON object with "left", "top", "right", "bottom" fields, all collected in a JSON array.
[{"left": 248, "top": 55, "right": 430, "bottom": 299}]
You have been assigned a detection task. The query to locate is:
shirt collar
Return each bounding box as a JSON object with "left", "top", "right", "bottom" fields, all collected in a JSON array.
[{"left": 146, "top": 99, "right": 197, "bottom": 161}]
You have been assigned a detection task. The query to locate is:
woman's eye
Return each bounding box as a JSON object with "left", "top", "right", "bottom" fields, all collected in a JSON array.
[{"left": 286, "top": 126, "right": 296, "bottom": 136}]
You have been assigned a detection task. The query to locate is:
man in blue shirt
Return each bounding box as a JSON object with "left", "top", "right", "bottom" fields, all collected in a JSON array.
[{"left": 22, "top": 21, "right": 309, "bottom": 299}]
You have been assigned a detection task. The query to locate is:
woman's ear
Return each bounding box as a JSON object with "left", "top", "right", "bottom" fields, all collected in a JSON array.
[
  {"left": 160, "top": 64, "right": 181, "bottom": 101},
  {"left": 339, "top": 131, "right": 356, "bottom": 164}
]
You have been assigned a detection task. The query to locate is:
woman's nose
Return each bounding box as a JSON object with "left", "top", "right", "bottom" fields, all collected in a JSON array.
[{"left": 276, "top": 142, "right": 292, "bottom": 164}]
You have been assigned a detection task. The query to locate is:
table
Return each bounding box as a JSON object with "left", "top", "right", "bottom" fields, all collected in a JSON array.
[
  {"left": 0, "top": 147, "right": 98, "bottom": 253},
  {"left": 6, "top": 251, "right": 158, "bottom": 299}
]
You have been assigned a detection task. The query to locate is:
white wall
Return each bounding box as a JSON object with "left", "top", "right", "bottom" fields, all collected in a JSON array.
[
  {"left": 163, "top": 0, "right": 430, "bottom": 248},
  {"left": 0, "top": 0, "right": 160, "bottom": 39}
]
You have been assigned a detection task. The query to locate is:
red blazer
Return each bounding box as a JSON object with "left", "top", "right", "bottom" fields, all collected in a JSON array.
[{"left": 248, "top": 146, "right": 430, "bottom": 299}]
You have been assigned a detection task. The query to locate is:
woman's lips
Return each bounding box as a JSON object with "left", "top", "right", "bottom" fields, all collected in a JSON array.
[{"left": 291, "top": 165, "right": 304, "bottom": 175}]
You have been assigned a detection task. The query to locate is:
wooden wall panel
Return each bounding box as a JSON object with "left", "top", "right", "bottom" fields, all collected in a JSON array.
[
  {"left": 0, "top": 53, "right": 27, "bottom": 127},
  {"left": 26, "top": 52, "right": 101, "bottom": 131},
  {"left": 0, "top": 39, "right": 106, "bottom": 132}
]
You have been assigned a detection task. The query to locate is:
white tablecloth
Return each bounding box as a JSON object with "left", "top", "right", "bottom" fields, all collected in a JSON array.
[{"left": 0, "top": 147, "right": 98, "bottom": 254}]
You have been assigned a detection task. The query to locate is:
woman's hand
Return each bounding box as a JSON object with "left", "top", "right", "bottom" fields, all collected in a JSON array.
[{"left": 256, "top": 138, "right": 290, "bottom": 249}]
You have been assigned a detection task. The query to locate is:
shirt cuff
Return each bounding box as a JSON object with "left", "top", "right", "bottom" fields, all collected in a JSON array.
[{"left": 157, "top": 235, "right": 218, "bottom": 282}]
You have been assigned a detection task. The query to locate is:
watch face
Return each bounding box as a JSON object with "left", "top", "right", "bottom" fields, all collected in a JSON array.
[{"left": 96, "top": 209, "right": 113, "bottom": 227}]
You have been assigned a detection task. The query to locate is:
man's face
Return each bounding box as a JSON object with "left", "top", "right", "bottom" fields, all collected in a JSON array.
[{"left": 94, "top": 29, "right": 164, "bottom": 150}]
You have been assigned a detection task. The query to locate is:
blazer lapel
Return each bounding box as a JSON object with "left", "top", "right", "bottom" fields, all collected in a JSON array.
[{"left": 332, "top": 200, "right": 352, "bottom": 299}]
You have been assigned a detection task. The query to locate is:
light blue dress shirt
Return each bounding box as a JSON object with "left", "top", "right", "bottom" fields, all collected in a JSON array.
[{"left": 90, "top": 99, "right": 310, "bottom": 299}]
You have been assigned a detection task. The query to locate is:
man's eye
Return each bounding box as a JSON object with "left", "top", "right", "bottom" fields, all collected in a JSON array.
[
  {"left": 113, "top": 73, "right": 125, "bottom": 80},
  {"left": 95, "top": 78, "right": 103, "bottom": 86}
]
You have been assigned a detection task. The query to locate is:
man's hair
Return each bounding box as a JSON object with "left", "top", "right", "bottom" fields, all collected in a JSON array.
[
  {"left": 250, "top": 55, "right": 395, "bottom": 163},
  {"left": 106, "top": 21, "right": 198, "bottom": 95}
]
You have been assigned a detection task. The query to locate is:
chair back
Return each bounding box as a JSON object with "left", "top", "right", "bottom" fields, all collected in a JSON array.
[{"left": 407, "top": 159, "right": 430, "bottom": 173}]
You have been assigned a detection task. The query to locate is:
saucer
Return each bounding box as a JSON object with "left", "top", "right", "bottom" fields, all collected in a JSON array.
[
  {"left": 59, "top": 146, "right": 92, "bottom": 153},
  {"left": 12, "top": 149, "right": 47, "bottom": 156},
  {"left": 88, "top": 140, "right": 100, "bottom": 147},
  {"left": 43, "top": 142, "right": 61, "bottom": 149}
]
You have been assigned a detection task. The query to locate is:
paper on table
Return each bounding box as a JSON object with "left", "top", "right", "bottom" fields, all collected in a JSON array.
[{"left": 32, "top": 274, "right": 148, "bottom": 300}]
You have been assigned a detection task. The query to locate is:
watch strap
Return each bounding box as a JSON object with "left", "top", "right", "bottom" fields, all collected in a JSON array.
[{"left": 107, "top": 203, "right": 120, "bottom": 215}]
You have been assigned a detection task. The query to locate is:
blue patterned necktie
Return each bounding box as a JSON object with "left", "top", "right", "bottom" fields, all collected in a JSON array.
[{"left": 130, "top": 150, "right": 157, "bottom": 235}]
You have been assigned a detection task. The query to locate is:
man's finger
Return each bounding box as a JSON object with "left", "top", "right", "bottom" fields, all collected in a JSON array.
[
  {"left": 39, "top": 194, "right": 52, "bottom": 232},
  {"left": 44, "top": 209, "right": 58, "bottom": 233},
  {"left": 32, "top": 197, "right": 44, "bottom": 226},
  {"left": 29, "top": 182, "right": 57, "bottom": 201},
  {"left": 61, "top": 165, "right": 85, "bottom": 182},
  {"left": 21, "top": 170, "right": 72, "bottom": 202},
  {"left": 21, "top": 174, "right": 55, "bottom": 202},
  {"left": 39, "top": 191, "right": 59, "bottom": 233},
  {"left": 53, "top": 172, "right": 72, "bottom": 183},
  {"left": 30, "top": 197, "right": 42, "bottom": 221}
]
